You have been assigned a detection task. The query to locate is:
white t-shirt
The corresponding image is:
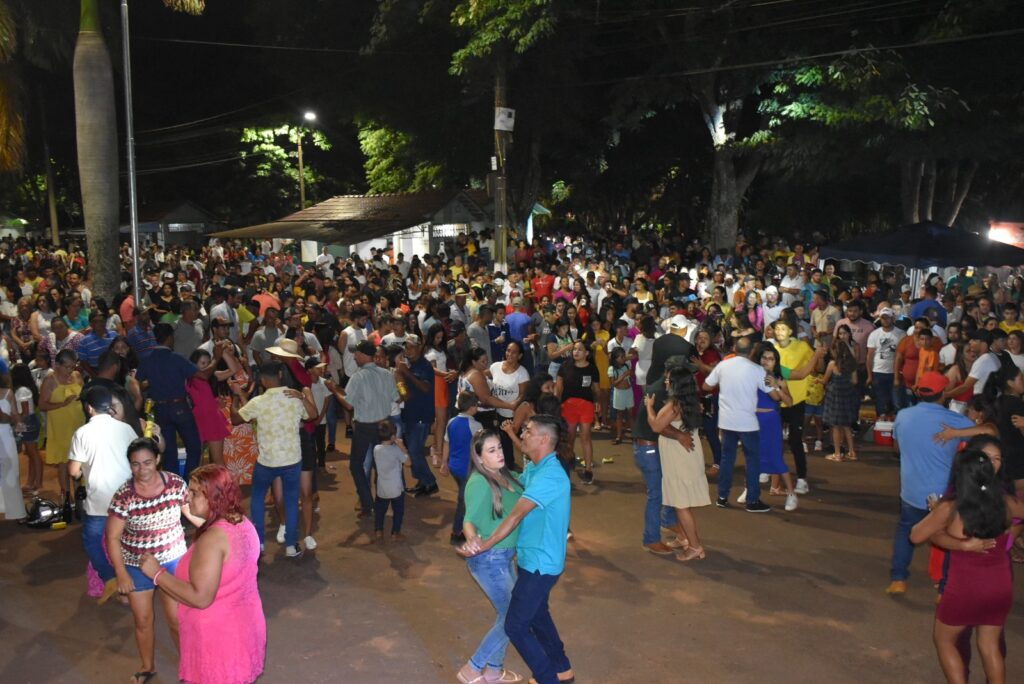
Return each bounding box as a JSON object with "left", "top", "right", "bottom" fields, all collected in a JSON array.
[
  {"left": 68, "top": 414, "right": 137, "bottom": 516},
  {"left": 341, "top": 325, "right": 368, "bottom": 378},
  {"left": 969, "top": 352, "right": 1003, "bottom": 395},
  {"left": 310, "top": 378, "right": 331, "bottom": 425},
  {"left": 14, "top": 386, "right": 34, "bottom": 416},
  {"left": 939, "top": 342, "right": 958, "bottom": 368},
  {"left": 1011, "top": 352, "right": 1024, "bottom": 374},
  {"left": 866, "top": 327, "right": 905, "bottom": 374},
  {"left": 607, "top": 336, "right": 633, "bottom": 356},
  {"left": 633, "top": 334, "right": 660, "bottom": 386},
  {"left": 704, "top": 355, "right": 774, "bottom": 432},
  {"left": 489, "top": 362, "right": 529, "bottom": 418},
  {"left": 779, "top": 275, "right": 805, "bottom": 306},
  {"left": 425, "top": 347, "right": 447, "bottom": 373}
]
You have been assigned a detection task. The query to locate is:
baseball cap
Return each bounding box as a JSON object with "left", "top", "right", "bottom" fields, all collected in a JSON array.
[
  {"left": 916, "top": 371, "right": 949, "bottom": 397},
  {"left": 878, "top": 307, "right": 895, "bottom": 318},
  {"left": 901, "top": 284, "right": 912, "bottom": 293},
  {"left": 969, "top": 329, "right": 993, "bottom": 345},
  {"left": 404, "top": 334, "right": 422, "bottom": 346},
  {"left": 669, "top": 314, "right": 690, "bottom": 330},
  {"left": 449, "top": 320, "right": 467, "bottom": 335},
  {"left": 354, "top": 340, "right": 377, "bottom": 357}
]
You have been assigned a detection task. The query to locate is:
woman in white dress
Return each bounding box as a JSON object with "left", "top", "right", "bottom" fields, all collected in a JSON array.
[
  {"left": 644, "top": 362, "right": 710, "bottom": 561},
  {"left": 0, "top": 375, "right": 27, "bottom": 520}
]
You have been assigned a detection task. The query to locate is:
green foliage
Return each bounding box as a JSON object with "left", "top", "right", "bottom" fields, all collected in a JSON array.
[
  {"left": 238, "top": 125, "right": 332, "bottom": 210},
  {"left": 357, "top": 122, "right": 445, "bottom": 193},
  {"left": 449, "top": 0, "right": 557, "bottom": 74}
]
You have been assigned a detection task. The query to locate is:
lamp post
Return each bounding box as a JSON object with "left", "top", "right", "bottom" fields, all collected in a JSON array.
[
  {"left": 121, "top": 0, "right": 143, "bottom": 309},
  {"left": 297, "top": 111, "right": 316, "bottom": 209}
]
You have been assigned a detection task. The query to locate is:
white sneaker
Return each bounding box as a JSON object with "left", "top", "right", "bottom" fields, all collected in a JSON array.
[
  {"left": 285, "top": 544, "right": 304, "bottom": 559},
  {"left": 737, "top": 489, "right": 747, "bottom": 504},
  {"left": 759, "top": 473, "right": 770, "bottom": 484},
  {"left": 813, "top": 440, "right": 823, "bottom": 452},
  {"left": 785, "top": 493, "right": 799, "bottom": 511},
  {"left": 795, "top": 478, "right": 810, "bottom": 495},
  {"left": 304, "top": 535, "right": 317, "bottom": 550},
  {"left": 276, "top": 525, "right": 286, "bottom": 544}
]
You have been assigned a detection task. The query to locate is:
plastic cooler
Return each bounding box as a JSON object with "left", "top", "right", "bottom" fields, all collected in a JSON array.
[{"left": 873, "top": 421, "right": 895, "bottom": 447}]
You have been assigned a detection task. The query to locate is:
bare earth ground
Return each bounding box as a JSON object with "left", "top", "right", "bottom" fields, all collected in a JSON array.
[{"left": 1, "top": 430, "right": 1022, "bottom": 684}]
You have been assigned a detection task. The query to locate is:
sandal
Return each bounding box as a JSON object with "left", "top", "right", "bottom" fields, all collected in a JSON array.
[
  {"left": 825, "top": 453, "right": 844, "bottom": 462},
  {"left": 131, "top": 672, "right": 157, "bottom": 684},
  {"left": 483, "top": 668, "right": 525, "bottom": 683},
  {"left": 707, "top": 464, "right": 720, "bottom": 475},
  {"left": 679, "top": 546, "right": 706, "bottom": 562},
  {"left": 845, "top": 452, "right": 859, "bottom": 461},
  {"left": 666, "top": 535, "right": 689, "bottom": 550},
  {"left": 768, "top": 487, "right": 785, "bottom": 496}
]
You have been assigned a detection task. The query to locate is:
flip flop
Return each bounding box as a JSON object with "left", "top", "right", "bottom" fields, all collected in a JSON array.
[{"left": 131, "top": 672, "right": 157, "bottom": 684}]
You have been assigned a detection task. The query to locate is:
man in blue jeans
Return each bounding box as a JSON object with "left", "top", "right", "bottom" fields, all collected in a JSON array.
[
  {"left": 702, "top": 335, "right": 780, "bottom": 512},
  {"left": 886, "top": 371, "right": 973, "bottom": 594},
  {"left": 632, "top": 355, "right": 693, "bottom": 553},
  {"left": 136, "top": 323, "right": 204, "bottom": 478},
  {"left": 396, "top": 335, "right": 439, "bottom": 496},
  {"left": 68, "top": 385, "right": 137, "bottom": 603},
  {"left": 232, "top": 361, "right": 317, "bottom": 559},
  {"left": 459, "top": 414, "right": 573, "bottom": 684}
]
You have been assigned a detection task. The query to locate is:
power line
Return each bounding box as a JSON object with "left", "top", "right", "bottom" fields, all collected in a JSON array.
[
  {"left": 135, "top": 36, "right": 444, "bottom": 57},
  {"left": 565, "top": 25, "right": 1024, "bottom": 88}
]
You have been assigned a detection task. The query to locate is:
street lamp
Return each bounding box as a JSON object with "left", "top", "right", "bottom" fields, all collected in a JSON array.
[{"left": 297, "top": 111, "right": 316, "bottom": 209}]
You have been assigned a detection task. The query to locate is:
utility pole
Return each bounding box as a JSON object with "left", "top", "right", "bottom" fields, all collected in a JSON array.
[
  {"left": 39, "top": 94, "right": 59, "bottom": 245},
  {"left": 493, "top": 60, "right": 514, "bottom": 271},
  {"left": 297, "top": 132, "right": 306, "bottom": 209}
]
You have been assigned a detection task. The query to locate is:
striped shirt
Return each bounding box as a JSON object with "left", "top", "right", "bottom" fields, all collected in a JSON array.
[
  {"left": 127, "top": 323, "right": 158, "bottom": 359},
  {"left": 346, "top": 363, "right": 399, "bottom": 423},
  {"left": 77, "top": 329, "right": 116, "bottom": 368},
  {"left": 108, "top": 472, "right": 188, "bottom": 566}
]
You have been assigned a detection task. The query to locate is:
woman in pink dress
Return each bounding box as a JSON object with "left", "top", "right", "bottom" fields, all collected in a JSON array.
[
  {"left": 140, "top": 464, "right": 266, "bottom": 684},
  {"left": 187, "top": 345, "right": 241, "bottom": 465}
]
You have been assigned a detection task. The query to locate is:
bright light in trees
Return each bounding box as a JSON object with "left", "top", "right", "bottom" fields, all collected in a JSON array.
[{"left": 304, "top": 111, "right": 317, "bottom": 122}]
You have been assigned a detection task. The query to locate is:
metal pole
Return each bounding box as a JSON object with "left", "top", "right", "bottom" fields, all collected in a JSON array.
[
  {"left": 297, "top": 130, "right": 306, "bottom": 209},
  {"left": 121, "top": 0, "right": 143, "bottom": 309},
  {"left": 494, "top": 67, "right": 509, "bottom": 271}
]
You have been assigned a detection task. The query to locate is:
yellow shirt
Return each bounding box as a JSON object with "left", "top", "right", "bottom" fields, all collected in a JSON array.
[
  {"left": 1000, "top": 321, "right": 1024, "bottom": 334},
  {"left": 775, "top": 339, "right": 814, "bottom": 406}
]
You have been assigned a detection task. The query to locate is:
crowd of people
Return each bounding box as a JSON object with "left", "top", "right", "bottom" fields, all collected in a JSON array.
[{"left": 0, "top": 230, "right": 1021, "bottom": 683}]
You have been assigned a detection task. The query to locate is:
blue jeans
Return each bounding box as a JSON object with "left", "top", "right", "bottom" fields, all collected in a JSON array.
[
  {"left": 82, "top": 513, "right": 115, "bottom": 582},
  {"left": 893, "top": 384, "right": 917, "bottom": 411},
  {"left": 702, "top": 409, "right": 722, "bottom": 466},
  {"left": 326, "top": 396, "right": 340, "bottom": 446},
  {"left": 251, "top": 461, "right": 301, "bottom": 547},
  {"left": 890, "top": 500, "right": 929, "bottom": 581},
  {"left": 505, "top": 569, "right": 571, "bottom": 684},
  {"left": 349, "top": 421, "right": 379, "bottom": 512},
  {"left": 402, "top": 419, "right": 436, "bottom": 489},
  {"left": 467, "top": 547, "right": 517, "bottom": 671},
  {"left": 872, "top": 372, "right": 895, "bottom": 417},
  {"left": 154, "top": 401, "right": 202, "bottom": 480},
  {"left": 719, "top": 429, "right": 761, "bottom": 504},
  {"left": 633, "top": 442, "right": 678, "bottom": 545}
]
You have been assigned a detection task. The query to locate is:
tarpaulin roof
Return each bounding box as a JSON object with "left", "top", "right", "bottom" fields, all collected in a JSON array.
[
  {"left": 210, "top": 190, "right": 490, "bottom": 243},
  {"left": 820, "top": 221, "right": 1024, "bottom": 269}
]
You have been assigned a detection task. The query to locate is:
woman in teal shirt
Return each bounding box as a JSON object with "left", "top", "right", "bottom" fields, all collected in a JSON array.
[{"left": 457, "top": 429, "right": 525, "bottom": 684}]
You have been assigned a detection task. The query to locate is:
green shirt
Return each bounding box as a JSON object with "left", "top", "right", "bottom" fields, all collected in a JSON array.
[{"left": 464, "top": 471, "right": 522, "bottom": 550}]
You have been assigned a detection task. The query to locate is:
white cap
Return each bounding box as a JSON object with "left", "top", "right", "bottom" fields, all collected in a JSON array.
[
  {"left": 765, "top": 285, "right": 779, "bottom": 295},
  {"left": 878, "top": 307, "right": 895, "bottom": 317},
  {"left": 669, "top": 314, "right": 690, "bottom": 330}
]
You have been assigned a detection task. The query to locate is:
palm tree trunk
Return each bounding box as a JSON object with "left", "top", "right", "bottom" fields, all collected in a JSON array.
[{"left": 74, "top": 0, "right": 119, "bottom": 300}]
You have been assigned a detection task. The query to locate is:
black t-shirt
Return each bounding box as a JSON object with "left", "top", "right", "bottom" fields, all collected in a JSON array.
[
  {"left": 559, "top": 362, "right": 599, "bottom": 402},
  {"left": 632, "top": 376, "right": 667, "bottom": 441},
  {"left": 647, "top": 334, "right": 695, "bottom": 386}
]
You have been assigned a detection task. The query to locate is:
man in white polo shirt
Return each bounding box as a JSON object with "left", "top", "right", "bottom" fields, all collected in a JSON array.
[{"left": 702, "top": 336, "right": 782, "bottom": 513}]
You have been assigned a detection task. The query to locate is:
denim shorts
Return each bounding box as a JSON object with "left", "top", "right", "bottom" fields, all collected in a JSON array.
[
  {"left": 126, "top": 556, "right": 181, "bottom": 592},
  {"left": 804, "top": 403, "right": 823, "bottom": 417},
  {"left": 16, "top": 413, "right": 40, "bottom": 444}
]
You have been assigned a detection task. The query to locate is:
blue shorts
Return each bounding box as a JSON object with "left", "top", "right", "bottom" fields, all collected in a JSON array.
[
  {"left": 805, "top": 404, "right": 823, "bottom": 417},
  {"left": 16, "top": 413, "right": 40, "bottom": 444},
  {"left": 126, "top": 556, "right": 181, "bottom": 592}
]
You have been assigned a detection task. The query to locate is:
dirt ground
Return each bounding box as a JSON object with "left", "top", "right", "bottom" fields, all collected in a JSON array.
[{"left": 1, "top": 430, "right": 1022, "bottom": 684}]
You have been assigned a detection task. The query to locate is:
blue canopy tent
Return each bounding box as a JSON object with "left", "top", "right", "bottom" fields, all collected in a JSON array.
[{"left": 820, "top": 221, "right": 1024, "bottom": 269}]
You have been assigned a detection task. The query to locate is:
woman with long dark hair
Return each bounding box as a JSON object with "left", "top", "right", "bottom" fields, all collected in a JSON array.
[
  {"left": 751, "top": 343, "right": 799, "bottom": 511},
  {"left": 911, "top": 448, "right": 1024, "bottom": 684},
  {"left": 644, "top": 363, "right": 711, "bottom": 560},
  {"left": 556, "top": 340, "right": 599, "bottom": 485},
  {"left": 425, "top": 323, "right": 455, "bottom": 466},
  {"left": 822, "top": 333, "right": 861, "bottom": 462},
  {"left": 455, "top": 429, "right": 525, "bottom": 684},
  {"left": 459, "top": 347, "right": 516, "bottom": 433},
  {"left": 11, "top": 363, "right": 41, "bottom": 495}
]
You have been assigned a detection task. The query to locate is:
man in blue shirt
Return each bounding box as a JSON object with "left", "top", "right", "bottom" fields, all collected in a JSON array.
[
  {"left": 505, "top": 297, "right": 535, "bottom": 375},
  {"left": 396, "top": 335, "right": 438, "bottom": 497},
  {"left": 136, "top": 323, "right": 204, "bottom": 477},
  {"left": 909, "top": 284, "right": 947, "bottom": 327},
  {"left": 77, "top": 311, "right": 116, "bottom": 373},
  {"left": 460, "top": 414, "right": 573, "bottom": 684},
  {"left": 126, "top": 311, "right": 158, "bottom": 359},
  {"left": 886, "top": 371, "right": 974, "bottom": 595}
]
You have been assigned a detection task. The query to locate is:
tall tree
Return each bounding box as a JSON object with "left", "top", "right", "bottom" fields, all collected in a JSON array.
[{"left": 73, "top": 0, "right": 202, "bottom": 301}]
